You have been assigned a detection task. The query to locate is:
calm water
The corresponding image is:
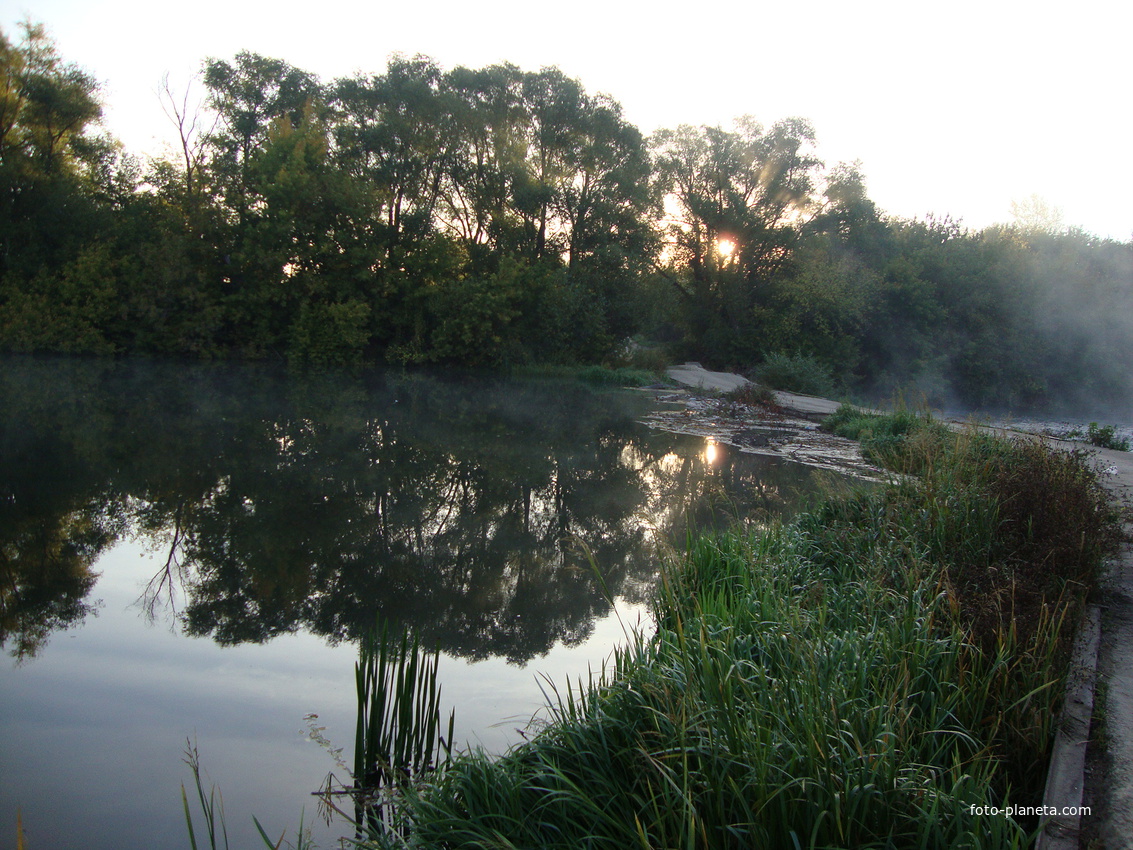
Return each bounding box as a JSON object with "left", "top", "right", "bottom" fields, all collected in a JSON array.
[{"left": 0, "top": 357, "right": 838, "bottom": 849}]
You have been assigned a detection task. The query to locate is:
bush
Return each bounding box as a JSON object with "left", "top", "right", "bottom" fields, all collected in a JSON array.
[
  {"left": 722, "top": 382, "right": 777, "bottom": 407},
  {"left": 752, "top": 351, "right": 836, "bottom": 397},
  {"left": 822, "top": 405, "right": 951, "bottom": 472},
  {"left": 611, "top": 338, "right": 671, "bottom": 374},
  {"left": 823, "top": 410, "right": 1120, "bottom": 647},
  {"left": 575, "top": 365, "right": 659, "bottom": 386},
  {"left": 288, "top": 299, "right": 371, "bottom": 365},
  {"left": 1087, "top": 422, "right": 1131, "bottom": 451}
]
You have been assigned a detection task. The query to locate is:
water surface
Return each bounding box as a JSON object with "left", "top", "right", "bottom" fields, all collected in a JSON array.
[{"left": 0, "top": 358, "right": 838, "bottom": 849}]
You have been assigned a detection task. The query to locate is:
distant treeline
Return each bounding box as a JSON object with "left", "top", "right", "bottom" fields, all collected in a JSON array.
[{"left": 2, "top": 23, "right": 1131, "bottom": 411}]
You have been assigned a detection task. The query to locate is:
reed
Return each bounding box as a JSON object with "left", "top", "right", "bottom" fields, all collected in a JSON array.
[
  {"left": 352, "top": 622, "right": 454, "bottom": 835},
  {"left": 180, "top": 624, "right": 454, "bottom": 848},
  {"left": 181, "top": 740, "right": 230, "bottom": 850}
]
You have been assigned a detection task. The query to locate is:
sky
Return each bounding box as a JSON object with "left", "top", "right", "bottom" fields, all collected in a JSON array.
[{"left": 4, "top": 0, "right": 1131, "bottom": 240}]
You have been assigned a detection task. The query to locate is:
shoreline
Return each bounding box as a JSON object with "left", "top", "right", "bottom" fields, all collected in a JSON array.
[{"left": 659, "top": 361, "right": 1133, "bottom": 849}]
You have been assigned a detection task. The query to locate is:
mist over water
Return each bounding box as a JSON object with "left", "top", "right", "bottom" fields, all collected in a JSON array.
[{"left": 0, "top": 356, "right": 838, "bottom": 850}]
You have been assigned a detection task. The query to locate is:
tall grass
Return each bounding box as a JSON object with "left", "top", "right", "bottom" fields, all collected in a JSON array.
[
  {"left": 352, "top": 623, "right": 454, "bottom": 835},
  {"left": 182, "top": 741, "right": 231, "bottom": 850},
  {"left": 508, "top": 362, "right": 663, "bottom": 386},
  {"left": 359, "top": 414, "right": 1118, "bottom": 849},
  {"left": 180, "top": 625, "right": 453, "bottom": 848}
]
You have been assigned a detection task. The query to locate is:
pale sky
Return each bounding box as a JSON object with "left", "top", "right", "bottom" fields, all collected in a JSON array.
[{"left": 5, "top": 0, "right": 1131, "bottom": 240}]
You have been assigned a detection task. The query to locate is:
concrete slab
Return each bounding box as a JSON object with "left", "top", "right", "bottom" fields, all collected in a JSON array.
[
  {"left": 665, "top": 363, "right": 851, "bottom": 420},
  {"left": 666, "top": 363, "right": 750, "bottom": 393},
  {"left": 1038, "top": 605, "right": 1101, "bottom": 849},
  {"left": 771, "top": 389, "right": 845, "bottom": 418},
  {"left": 1084, "top": 512, "right": 1133, "bottom": 849}
]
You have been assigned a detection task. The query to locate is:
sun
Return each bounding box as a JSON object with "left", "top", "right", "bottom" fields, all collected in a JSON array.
[{"left": 716, "top": 238, "right": 736, "bottom": 258}]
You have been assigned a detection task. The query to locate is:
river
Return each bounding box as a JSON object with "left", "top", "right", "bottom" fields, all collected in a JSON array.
[{"left": 0, "top": 357, "right": 845, "bottom": 849}]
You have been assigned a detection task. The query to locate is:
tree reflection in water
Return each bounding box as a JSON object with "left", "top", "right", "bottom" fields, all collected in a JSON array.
[{"left": 0, "top": 358, "right": 829, "bottom": 663}]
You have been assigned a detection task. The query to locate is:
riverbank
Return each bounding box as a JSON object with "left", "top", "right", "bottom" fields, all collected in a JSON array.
[
  {"left": 658, "top": 363, "right": 1133, "bottom": 849},
  {"left": 352, "top": 400, "right": 1120, "bottom": 848}
]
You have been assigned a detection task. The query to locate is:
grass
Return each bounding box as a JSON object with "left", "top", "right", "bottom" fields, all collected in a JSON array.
[
  {"left": 509, "top": 362, "right": 665, "bottom": 387},
  {"left": 180, "top": 624, "right": 453, "bottom": 848},
  {"left": 356, "top": 411, "right": 1119, "bottom": 849},
  {"left": 720, "top": 382, "right": 779, "bottom": 408},
  {"left": 179, "top": 408, "right": 1119, "bottom": 849},
  {"left": 352, "top": 623, "right": 454, "bottom": 834},
  {"left": 821, "top": 403, "right": 952, "bottom": 471},
  {"left": 182, "top": 741, "right": 231, "bottom": 850}
]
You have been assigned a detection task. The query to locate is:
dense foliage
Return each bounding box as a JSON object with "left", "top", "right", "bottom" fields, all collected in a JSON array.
[{"left": 3, "top": 23, "right": 1132, "bottom": 411}]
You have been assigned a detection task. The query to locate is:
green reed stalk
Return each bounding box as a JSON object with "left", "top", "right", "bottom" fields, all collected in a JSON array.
[
  {"left": 354, "top": 621, "right": 454, "bottom": 835},
  {"left": 181, "top": 740, "right": 230, "bottom": 850}
]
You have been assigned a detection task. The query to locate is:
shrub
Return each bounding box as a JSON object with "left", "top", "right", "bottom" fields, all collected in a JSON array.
[
  {"left": 576, "top": 365, "right": 659, "bottom": 386},
  {"left": 721, "top": 382, "right": 777, "bottom": 407},
  {"left": 612, "top": 339, "right": 671, "bottom": 374},
  {"left": 288, "top": 299, "right": 371, "bottom": 366},
  {"left": 752, "top": 351, "right": 836, "bottom": 397},
  {"left": 822, "top": 405, "right": 951, "bottom": 473},
  {"left": 1087, "top": 422, "right": 1131, "bottom": 451}
]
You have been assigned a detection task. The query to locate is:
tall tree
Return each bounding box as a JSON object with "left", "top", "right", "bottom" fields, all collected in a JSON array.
[
  {"left": 199, "top": 51, "right": 324, "bottom": 353},
  {"left": 202, "top": 52, "right": 320, "bottom": 227},
  {"left": 651, "top": 117, "right": 822, "bottom": 362},
  {"left": 439, "top": 63, "right": 528, "bottom": 260},
  {"left": 0, "top": 22, "right": 106, "bottom": 277},
  {"left": 331, "top": 56, "right": 454, "bottom": 255}
]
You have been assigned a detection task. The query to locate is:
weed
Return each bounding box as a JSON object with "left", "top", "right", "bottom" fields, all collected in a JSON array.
[
  {"left": 1087, "top": 423, "right": 1131, "bottom": 451},
  {"left": 721, "top": 382, "right": 778, "bottom": 408},
  {"left": 182, "top": 741, "right": 230, "bottom": 850},
  {"left": 181, "top": 623, "right": 453, "bottom": 848},
  {"left": 612, "top": 339, "right": 672, "bottom": 374},
  {"left": 352, "top": 622, "right": 454, "bottom": 835},
  {"left": 510, "top": 362, "right": 664, "bottom": 387}
]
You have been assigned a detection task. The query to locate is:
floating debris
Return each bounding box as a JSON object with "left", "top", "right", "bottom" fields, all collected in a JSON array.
[{"left": 642, "top": 390, "right": 889, "bottom": 483}]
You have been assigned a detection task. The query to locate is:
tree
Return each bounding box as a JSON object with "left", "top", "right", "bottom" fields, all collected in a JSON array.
[
  {"left": 1009, "top": 193, "right": 1064, "bottom": 235},
  {"left": 0, "top": 22, "right": 107, "bottom": 277},
  {"left": 202, "top": 52, "right": 321, "bottom": 225},
  {"left": 157, "top": 72, "right": 214, "bottom": 225},
  {"left": 438, "top": 63, "right": 528, "bottom": 261},
  {"left": 651, "top": 117, "right": 822, "bottom": 363},
  {"left": 331, "top": 56, "right": 455, "bottom": 257},
  {"left": 198, "top": 52, "right": 326, "bottom": 353}
]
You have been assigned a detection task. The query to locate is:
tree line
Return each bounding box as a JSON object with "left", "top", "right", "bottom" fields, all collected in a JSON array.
[{"left": 3, "top": 23, "right": 1131, "bottom": 411}]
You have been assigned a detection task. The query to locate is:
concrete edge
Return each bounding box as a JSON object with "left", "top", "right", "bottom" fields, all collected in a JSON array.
[{"left": 1037, "top": 603, "right": 1102, "bottom": 850}]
